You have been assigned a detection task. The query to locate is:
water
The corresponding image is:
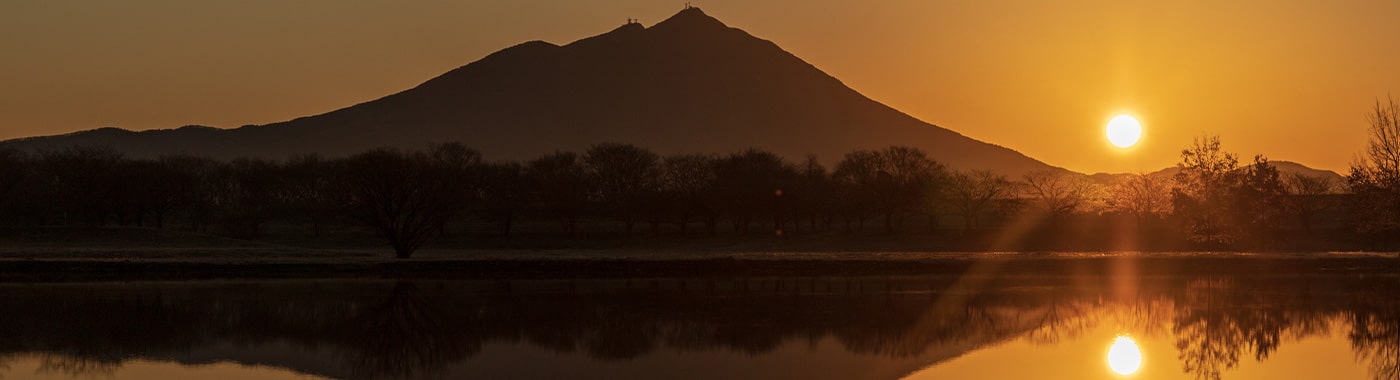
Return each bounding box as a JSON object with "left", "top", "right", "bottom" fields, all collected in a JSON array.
[{"left": 0, "top": 274, "right": 1395, "bottom": 380}]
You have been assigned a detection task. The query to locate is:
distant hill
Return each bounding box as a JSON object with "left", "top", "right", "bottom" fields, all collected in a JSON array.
[
  {"left": 1, "top": 7, "right": 1066, "bottom": 176},
  {"left": 1088, "top": 160, "right": 1345, "bottom": 187}
]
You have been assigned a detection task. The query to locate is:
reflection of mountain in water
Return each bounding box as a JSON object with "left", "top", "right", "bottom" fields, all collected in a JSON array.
[{"left": 0, "top": 275, "right": 1397, "bottom": 380}]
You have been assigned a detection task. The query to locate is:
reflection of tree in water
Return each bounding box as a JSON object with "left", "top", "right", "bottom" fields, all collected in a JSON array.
[
  {"left": 575, "top": 308, "right": 660, "bottom": 361},
  {"left": 347, "top": 281, "right": 476, "bottom": 379},
  {"left": 0, "top": 276, "right": 1398, "bottom": 379},
  {"left": 1173, "top": 278, "right": 1247, "bottom": 380},
  {"left": 1350, "top": 283, "right": 1400, "bottom": 380},
  {"left": 1171, "top": 277, "right": 1342, "bottom": 380},
  {"left": 35, "top": 354, "right": 119, "bottom": 379},
  {"left": 1022, "top": 293, "right": 1100, "bottom": 345}
]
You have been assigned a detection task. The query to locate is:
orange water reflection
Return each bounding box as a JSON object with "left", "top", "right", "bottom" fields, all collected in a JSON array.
[
  {"left": 0, "top": 354, "right": 326, "bottom": 380},
  {"left": 0, "top": 276, "right": 1395, "bottom": 380}
]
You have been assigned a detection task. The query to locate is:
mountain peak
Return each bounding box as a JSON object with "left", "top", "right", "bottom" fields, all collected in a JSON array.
[
  {"left": 651, "top": 6, "right": 729, "bottom": 33},
  {"left": 1, "top": 6, "right": 1069, "bottom": 177}
]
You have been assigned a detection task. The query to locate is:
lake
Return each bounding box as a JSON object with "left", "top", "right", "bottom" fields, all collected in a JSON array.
[{"left": 0, "top": 272, "right": 1395, "bottom": 379}]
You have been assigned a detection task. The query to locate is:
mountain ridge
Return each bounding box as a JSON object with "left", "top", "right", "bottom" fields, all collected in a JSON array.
[{"left": 0, "top": 8, "right": 1108, "bottom": 177}]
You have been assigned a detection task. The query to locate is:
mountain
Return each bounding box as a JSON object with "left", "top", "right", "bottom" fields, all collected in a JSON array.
[{"left": 1, "top": 7, "right": 1066, "bottom": 176}]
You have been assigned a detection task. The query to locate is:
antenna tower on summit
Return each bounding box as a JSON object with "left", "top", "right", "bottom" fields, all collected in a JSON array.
[{"left": 685, "top": 2, "right": 692, "bottom": 9}]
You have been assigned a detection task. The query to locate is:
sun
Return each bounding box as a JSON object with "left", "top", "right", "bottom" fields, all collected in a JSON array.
[
  {"left": 1107, "top": 336, "right": 1143, "bottom": 375},
  {"left": 1106, "top": 115, "right": 1142, "bottom": 148}
]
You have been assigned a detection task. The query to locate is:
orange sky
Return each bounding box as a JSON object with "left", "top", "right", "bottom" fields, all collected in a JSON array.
[{"left": 3, "top": 1, "right": 1398, "bottom": 173}]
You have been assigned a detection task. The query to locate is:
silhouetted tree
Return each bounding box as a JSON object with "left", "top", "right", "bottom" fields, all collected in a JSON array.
[
  {"left": 340, "top": 148, "right": 470, "bottom": 258},
  {"left": 282, "top": 154, "right": 340, "bottom": 237},
  {"left": 526, "top": 152, "right": 591, "bottom": 236},
  {"left": 947, "top": 170, "right": 1015, "bottom": 233},
  {"left": 833, "top": 146, "right": 946, "bottom": 233},
  {"left": 1284, "top": 173, "right": 1335, "bottom": 232},
  {"left": 157, "top": 154, "right": 224, "bottom": 233},
  {"left": 1108, "top": 172, "right": 1173, "bottom": 221},
  {"left": 36, "top": 146, "right": 124, "bottom": 226},
  {"left": 113, "top": 159, "right": 184, "bottom": 228},
  {"left": 1232, "top": 155, "right": 1288, "bottom": 239},
  {"left": 830, "top": 150, "right": 880, "bottom": 231},
  {"left": 215, "top": 158, "right": 286, "bottom": 238},
  {"left": 1021, "top": 170, "right": 1098, "bottom": 222},
  {"left": 478, "top": 162, "right": 526, "bottom": 236},
  {"left": 791, "top": 155, "right": 836, "bottom": 233},
  {"left": 656, "top": 154, "right": 718, "bottom": 234},
  {"left": 1348, "top": 97, "right": 1400, "bottom": 247},
  {"left": 584, "top": 143, "right": 659, "bottom": 234},
  {"left": 0, "top": 147, "right": 32, "bottom": 223},
  {"left": 1172, "top": 135, "right": 1243, "bottom": 246},
  {"left": 712, "top": 149, "right": 795, "bottom": 234},
  {"left": 428, "top": 142, "right": 483, "bottom": 235},
  {"left": 1171, "top": 135, "right": 1288, "bottom": 246}
]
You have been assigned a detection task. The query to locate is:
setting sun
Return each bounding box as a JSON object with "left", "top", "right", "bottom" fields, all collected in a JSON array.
[
  {"left": 1106, "top": 115, "right": 1143, "bottom": 148},
  {"left": 1107, "top": 336, "right": 1143, "bottom": 375}
]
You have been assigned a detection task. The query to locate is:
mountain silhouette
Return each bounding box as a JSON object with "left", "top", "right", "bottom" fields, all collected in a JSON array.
[
  {"left": 3, "top": 7, "right": 1065, "bottom": 175},
  {"left": 1088, "top": 160, "right": 1345, "bottom": 186}
]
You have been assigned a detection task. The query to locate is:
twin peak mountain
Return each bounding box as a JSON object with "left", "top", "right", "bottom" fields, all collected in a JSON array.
[{"left": 4, "top": 7, "right": 1064, "bottom": 176}]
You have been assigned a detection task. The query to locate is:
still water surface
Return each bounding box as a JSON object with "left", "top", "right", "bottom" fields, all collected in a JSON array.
[{"left": 0, "top": 274, "right": 1395, "bottom": 379}]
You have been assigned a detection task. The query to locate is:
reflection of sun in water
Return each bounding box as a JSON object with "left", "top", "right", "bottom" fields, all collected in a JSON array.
[
  {"left": 1106, "top": 115, "right": 1143, "bottom": 148},
  {"left": 1107, "top": 336, "right": 1142, "bottom": 375}
]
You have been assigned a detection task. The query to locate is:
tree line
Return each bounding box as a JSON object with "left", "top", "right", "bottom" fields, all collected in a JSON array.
[{"left": 2, "top": 99, "right": 1399, "bottom": 257}]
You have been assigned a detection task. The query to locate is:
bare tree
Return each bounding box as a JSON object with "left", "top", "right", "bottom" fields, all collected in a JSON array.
[
  {"left": 947, "top": 170, "right": 1015, "bottom": 233},
  {"left": 1021, "top": 170, "right": 1098, "bottom": 221},
  {"left": 428, "top": 142, "right": 483, "bottom": 235},
  {"left": 215, "top": 158, "right": 286, "bottom": 238},
  {"left": 114, "top": 159, "right": 185, "bottom": 228},
  {"left": 712, "top": 149, "right": 794, "bottom": 234},
  {"left": 656, "top": 153, "right": 717, "bottom": 234},
  {"left": 477, "top": 162, "right": 525, "bottom": 236},
  {"left": 282, "top": 154, "right": 339, "bottom": 237},
  {"left": 1284, "top": 173, "right": 1335, "bottom": 232},
  {"left": 1362, "top": 97, "right": 1400, "bottom": 176},
  {"left": 1348, "top": 97, "right": 1400, "bottom": 245},
  {"left": 340, "top": 148, "right": 470, "bottom": 258},
  {"left": 0, "top": 147, "right": 31, "bottom": 222},
  {"left": 158, "top": 154, "right": 224, "bottom": 233},
  {"left": 878, "top": 146, "right": 947, "bottom": 232},
  {"left": 526, "top": 152, "right": 591, "bottom": 236},
  {"left": 792, "top": 155, "right": 835, "bottom": 233},
  {"left": 1108, "top": 173, "right": 1172, "bottom": 220},
  {"left": 584, "top": 143, "right": 660, "bottom": 234},
  {"left": 38, "top": 146, "right": 125, "bottom": 226},
  {"left": 833, "top": 146, "right": 945, "bottom": 233}
]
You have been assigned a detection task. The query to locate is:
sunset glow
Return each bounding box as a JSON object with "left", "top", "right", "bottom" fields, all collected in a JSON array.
[
  {"left": 2, "top": 3, "right": 1400, "bottom": 380},
  {"left": 4, "top": 2, "right": 1397, "bottom": 173}
]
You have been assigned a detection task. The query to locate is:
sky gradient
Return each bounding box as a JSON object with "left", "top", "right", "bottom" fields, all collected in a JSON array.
[{"left": 3, "top": 0, "right": 1398, "bottom": 173}]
